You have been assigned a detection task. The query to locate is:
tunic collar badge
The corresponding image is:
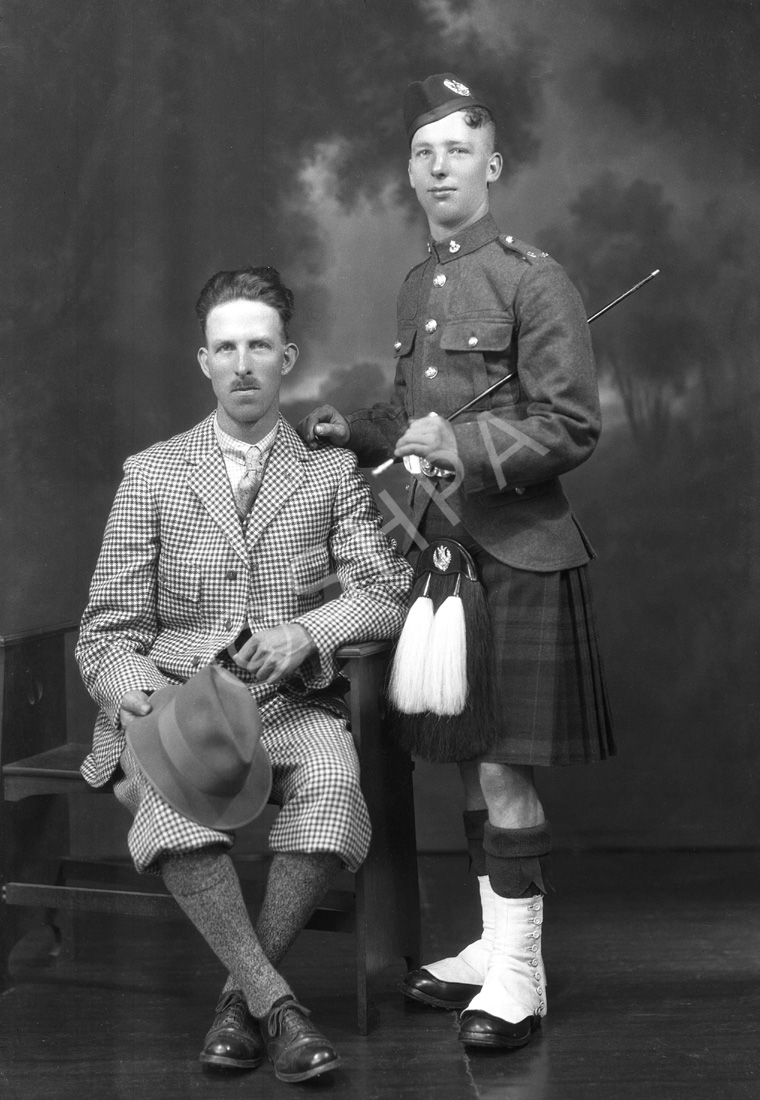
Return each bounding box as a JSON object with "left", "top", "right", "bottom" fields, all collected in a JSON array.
[{"left": 448, "top": 239, "right": 460, "bottom": 253}]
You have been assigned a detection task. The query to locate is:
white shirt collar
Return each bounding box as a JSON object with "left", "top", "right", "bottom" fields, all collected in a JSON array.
[{"left": 213, "top": 415, "right": 279, "bottom": 466}]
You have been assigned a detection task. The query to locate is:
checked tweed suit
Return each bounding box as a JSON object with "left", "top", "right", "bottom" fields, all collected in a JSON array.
[{"left": 76, "top": 414, "right": 412, "bottom": 872}]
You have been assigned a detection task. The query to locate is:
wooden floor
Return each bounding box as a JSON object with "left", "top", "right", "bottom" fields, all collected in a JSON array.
[{"left": 2, "top": 851, "right": 760, "bottom": 1099}]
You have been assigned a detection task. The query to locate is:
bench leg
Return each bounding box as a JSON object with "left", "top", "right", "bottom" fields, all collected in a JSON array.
[
  {"left": 1, "top": 633, "right": 71, "bottom": 984},
  {"left": 2, "top": 795, "right": 70, "bottom": 981},
  {"left": 346, "top": 652, "right": 421, "bottom": 1034}
]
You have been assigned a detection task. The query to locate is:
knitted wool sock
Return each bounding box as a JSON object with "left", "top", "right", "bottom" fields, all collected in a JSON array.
[
  {"left": 160, "top": 845, "right": 291, "bottom": 1017},
  {"left": 257, "top": 851, "right": 341, "bottom": 964},
  {"left": 222, "top": 851, "right": 341, "bottom": 996},
  {"left": 483, "top": 822, "right": 552, "bottom": 899},
  {"left": 463, "top": 808, "right": 489, "bottom": 877}
]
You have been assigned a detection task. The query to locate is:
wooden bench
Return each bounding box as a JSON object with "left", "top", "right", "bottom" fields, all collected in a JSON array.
[{"left": 0, "top": 623, "right": 420, "bottom": 1033}]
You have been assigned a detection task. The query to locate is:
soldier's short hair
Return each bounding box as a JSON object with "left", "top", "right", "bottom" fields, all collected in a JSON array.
[{"left": 461, "top": 106, "right": 497, "bottom": 153}]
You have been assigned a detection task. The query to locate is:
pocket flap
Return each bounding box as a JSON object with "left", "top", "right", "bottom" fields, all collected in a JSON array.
[
  {"left": 290, "top": 545, "right": 333, "bottom": 596},
  {"left": 440, "top": 318, "right": 514, "bottom": 352},
  {"left": 158, "top": 561, "right": 201, "bottom": 604},
  {"left": 393, "top": 327, "right": 417, "bottom": 357}
]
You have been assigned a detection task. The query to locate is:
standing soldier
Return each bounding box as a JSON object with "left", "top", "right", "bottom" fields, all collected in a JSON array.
[{"left": 299, "top": 74, "right": 614, "bottom": 1050}]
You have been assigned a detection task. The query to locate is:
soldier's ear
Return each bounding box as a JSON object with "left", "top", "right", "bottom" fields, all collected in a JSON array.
[
  {"left": 487, "top": 152, "right": 503, "bottom": 184},
  {"left": 198, "top": 347, "right": 210, "bottom": 379}
]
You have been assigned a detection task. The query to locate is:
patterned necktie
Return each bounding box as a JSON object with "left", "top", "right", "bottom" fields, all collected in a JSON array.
[{"left": 234, "top": 446, "right": 264, "bottom": 516}]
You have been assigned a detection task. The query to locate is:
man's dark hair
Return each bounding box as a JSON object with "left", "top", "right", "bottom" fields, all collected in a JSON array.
[
  {"left": 462, "top": 106, "right": 497, "bottom": 153},
  {"left": 195, "top": 266, "right": 295, "bottom": 340}
]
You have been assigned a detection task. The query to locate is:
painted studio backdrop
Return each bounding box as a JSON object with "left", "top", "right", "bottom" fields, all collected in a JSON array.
[{"left": 2, "top": 0, "right": 758, "bottom": 850}]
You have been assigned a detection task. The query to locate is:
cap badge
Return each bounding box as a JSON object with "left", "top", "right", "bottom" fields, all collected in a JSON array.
[
  {"left": 443, "top": 78, "right": 471, "bottom": 97},
  {"left": 433, "top": 544, "right": 452, "bottom": 572}
]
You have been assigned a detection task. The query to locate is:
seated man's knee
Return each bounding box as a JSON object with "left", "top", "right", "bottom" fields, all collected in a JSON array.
[{"left": 297, "top": 753, "right": 361, "bottom": 805}]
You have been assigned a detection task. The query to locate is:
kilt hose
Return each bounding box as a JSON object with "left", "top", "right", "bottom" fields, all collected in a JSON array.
[
  {"left": 419, "top": 506, "right": 615, "bottom": 767},
  {"left": 113, "top": 691, "right": 371, "bottom": 874}
]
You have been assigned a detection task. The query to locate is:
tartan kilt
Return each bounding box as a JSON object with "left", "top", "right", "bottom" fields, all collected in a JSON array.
[{"left": 419, "top": 510, "right": 615, "bottom": 767}]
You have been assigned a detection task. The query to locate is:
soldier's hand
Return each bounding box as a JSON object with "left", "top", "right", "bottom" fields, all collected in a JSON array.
[
  {"left": 233, "top": 623, "right": 317, "bottom": 683},
  {"left": 394, "top": 414, "right": 459, "bottom": 470},
  {"left": 119, "top": 690, "right": 153, "bottom": 730},
  {"left": 297, "top": 405, "right": 351, "bottom": 449}
]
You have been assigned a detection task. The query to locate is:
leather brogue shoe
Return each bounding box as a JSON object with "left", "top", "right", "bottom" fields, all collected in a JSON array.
[
  {"left": 200, "top": 989, "right": 264, "bottom": 1070},
  {"left": 262, "top": 995, "right": 341, "bottom": 1083},
  {"left": 400, "top": 968, "right": 482, "bottom": 1010},
  {"left": 458, "top": 1009, "right": 539, "bottom": 1049}
]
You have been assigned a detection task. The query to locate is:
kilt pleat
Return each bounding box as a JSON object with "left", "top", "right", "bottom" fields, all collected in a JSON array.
[{"left": 419, "top": 509, "right": 615, "bottom": 767}]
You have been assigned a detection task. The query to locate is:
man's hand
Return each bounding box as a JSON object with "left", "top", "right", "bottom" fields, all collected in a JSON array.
[
  {"left": 119, "top": 690, "right": 153, "bottom": 730},
  {"left": 394, "top": 413, "right": 459, "bottom": 469},
  {"left": 233, "top": 623, "right": 317, "bottom": 683},
  {"left": 297, "top": 405, "right": 351, "bottom": 450}
]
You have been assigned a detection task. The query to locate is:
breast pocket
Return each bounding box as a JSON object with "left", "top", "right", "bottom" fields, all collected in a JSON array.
[
  {"left": 440, "top": 315, "right": 519, "bottom": 407},
  {"left": 157, "top": 558, "right": 202, "bottom": 628}
]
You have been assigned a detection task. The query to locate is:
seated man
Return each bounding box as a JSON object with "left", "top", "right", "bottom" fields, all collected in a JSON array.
[{"left": 75, "top": 266, "right": 412, "bottom": 1084}]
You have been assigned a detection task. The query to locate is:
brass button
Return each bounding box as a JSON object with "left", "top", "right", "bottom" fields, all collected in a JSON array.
[
  {"left": 424, "top": 319, "right": 437, "bottom": 334},
  {"left": 424, "top": 366, "right": 438, "bottom": 379},
  {"left": 468, "top": 335, "right": 478, "bottom": 347},
  {"left": 433, "top": 274, "right": 446, "bottom": 287},
  {"left": 394, "top": 340, "right": 402, "bottom": 350}
]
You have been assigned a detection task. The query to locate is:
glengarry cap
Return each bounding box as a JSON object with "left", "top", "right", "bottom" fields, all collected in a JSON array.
[{"left": 403, "top": 73, "right": 490, "bottom": 142}]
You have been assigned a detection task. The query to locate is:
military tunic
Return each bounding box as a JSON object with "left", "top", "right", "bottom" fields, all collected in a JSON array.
[{"left": 347, "top": 213, "right": 614, "bottom": 766}]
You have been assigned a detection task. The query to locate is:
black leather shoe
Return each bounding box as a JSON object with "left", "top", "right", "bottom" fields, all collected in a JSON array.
[
  {"left": 261, "top": 995, "right": 341, "bottom": 1083},
  {"left": 200, "top": 989, "right": 263, "bottom": 1070},
  {"left": 400, "top": 968, "right": 482, "bottom": 1010},
  {"left": 458, "top": 1009, "right": 540, "bottom": 1049}
]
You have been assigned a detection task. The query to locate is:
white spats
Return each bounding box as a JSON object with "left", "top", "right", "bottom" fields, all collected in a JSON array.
[
  {"left": 424, "top": 877, "right": 495, "bottom": 984},
  {"left": 464, "top": 894, "right": 547, "bottom": 1023}
]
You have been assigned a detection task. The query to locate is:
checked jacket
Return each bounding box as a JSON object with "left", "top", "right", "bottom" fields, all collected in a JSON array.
[{"left": 76, "top": 414, "right": 412, "bottom": 789}]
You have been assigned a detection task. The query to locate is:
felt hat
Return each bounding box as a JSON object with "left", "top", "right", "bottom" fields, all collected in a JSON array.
[
  {"left": 126, "top": 662, "right": 271, "bottom": 830},
  {"left": 403, "top": 73, "right": 490, "bottom": 142}
]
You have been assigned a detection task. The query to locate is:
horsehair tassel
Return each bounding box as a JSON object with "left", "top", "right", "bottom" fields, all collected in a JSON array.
[
  {"left": 423, "top": 572, "right": 468, "bottom": 715},
  {"left": 388, "top": 573, "right": 434, "bottom": 713}
]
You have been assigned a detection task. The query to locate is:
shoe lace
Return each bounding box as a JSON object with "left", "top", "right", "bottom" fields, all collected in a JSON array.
[
  {"left": 214, "top": 989, "right": 250, "bottom": 1029},
  {"left": 265, "top": 997, "right": 313, "bottom": 1039}
]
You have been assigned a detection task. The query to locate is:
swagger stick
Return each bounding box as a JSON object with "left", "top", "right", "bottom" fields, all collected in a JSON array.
[
  {"left": 586, "top": 269, "right": 659, "bottom": 323},
  {"left": 371, "top": 269, "right": 660, "bottom": 476}
]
